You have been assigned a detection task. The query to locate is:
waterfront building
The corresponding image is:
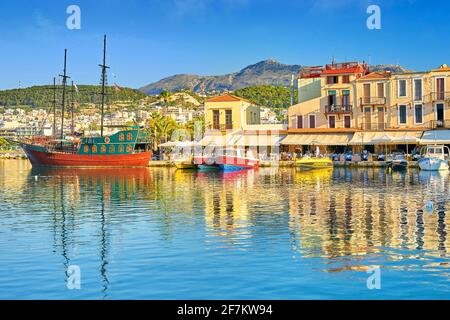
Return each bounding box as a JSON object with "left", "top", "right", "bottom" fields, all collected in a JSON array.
[
  {"left": 200, "top": 93, "right": 286, "bottom": 158},
  {"left": 286, "top": 62, "right": 450, "bottom": 155}
]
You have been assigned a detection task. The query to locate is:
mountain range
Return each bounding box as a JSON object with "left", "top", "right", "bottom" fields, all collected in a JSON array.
[{"left": 139, "top": 59, "right": 409, "bottom": 95}]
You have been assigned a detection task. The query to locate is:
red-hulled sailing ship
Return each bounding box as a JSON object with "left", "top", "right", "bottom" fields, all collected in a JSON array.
[{"left": 18, "top": 35, "right": 152, "bottom": 168}]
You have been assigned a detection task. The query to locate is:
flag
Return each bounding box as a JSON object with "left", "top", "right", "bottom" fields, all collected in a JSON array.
[{"left": 74, "top": 83, "right": 79, "bottom": 94}]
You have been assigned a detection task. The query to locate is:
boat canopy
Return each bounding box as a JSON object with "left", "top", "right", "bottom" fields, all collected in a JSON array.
[
  {"left": 349, "top": 131, "right": 423, "bottom": 145},
  {"left": 281, "top": 133, "right": 353, "bottom": 146},
  {"left": 420, "top": 130, "right": 450, "bottom": 145}
]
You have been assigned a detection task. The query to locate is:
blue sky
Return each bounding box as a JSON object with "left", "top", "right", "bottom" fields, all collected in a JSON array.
[{"left": 0, "top": 0, "right": 449, "bottom": 90}]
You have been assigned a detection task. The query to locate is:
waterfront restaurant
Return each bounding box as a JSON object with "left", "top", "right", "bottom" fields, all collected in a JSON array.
[{"left": 284, "top": 62, "right": 450, "bottom": 156}]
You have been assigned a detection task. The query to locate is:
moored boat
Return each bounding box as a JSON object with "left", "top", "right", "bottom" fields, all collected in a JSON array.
[
  {"left": 214, "top": 148, "right": 259, "bottom": 172},
  {"left": 17, "top": 35, "right": 152, "bottom": 168},
  {"left": 387, "top": 150, "right": 408, "bottom": 170},
  {"left": 418, "top": 145, "right": 449, "bottom": 171},
  {"left": 296, "top": 156, "right": 333, "bottom": 170}
]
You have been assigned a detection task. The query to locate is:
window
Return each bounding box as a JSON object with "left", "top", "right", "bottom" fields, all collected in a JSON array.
[
  {"left": 414, "top": 79, "right": 423, "bottom": 101},
  {"left": 414, "top": 104, "right": 423, "bottom": 124},
  {"left": 363, "top": 83, "right": 371, "bottom": 104},
  {"left": 328, "top": 90, "right": 337, "bottom": 111},
  {"left": 328, "top": 116, "right": 336, "bottom": 128},
  {"left": 342, "top": 75, "right": 350, "bottom": 83},
  {"left": 327, "top": 76, "right": 338, "bottom": 84},
  {"left": 309, "top": 114, "right": 316, "bottom": 128},
  {"left": 342, "top": 90, "right": 350, "bottom": 110},
  {"left": 377, "top": 83, "right": 385, "bottom": 98},
  {"left": 344, "top": 116, "right": 351, "bottom": 128},
  {"left": 225, "top": 110, "right": 232, "bottom": 129},
  {"left": 212, "top": 110, "right": 220, "bottom": 130},
  {"left": 297, "top": 116, "right": 303, "bottom": 129},
  {"left": 398, "top": 105, "right": 407, "bottom": 125},
  {"left": 398, "top": 79, "right": 407, "bottom": 97}
]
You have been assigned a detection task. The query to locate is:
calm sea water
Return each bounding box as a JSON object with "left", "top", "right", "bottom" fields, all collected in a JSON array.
[{"left": 0, "top": 159, "right": 449, "bottom": 300}]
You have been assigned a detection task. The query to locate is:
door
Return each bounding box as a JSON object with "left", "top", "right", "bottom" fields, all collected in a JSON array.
[
  {"left": 437, "top": 78, "right": 445, "bottom": 100},
  {"left": 309, "top": 114, "right": 316, "bottom": 128},
  {"left": 344, "top": 116, "right": 351, "bottom": 128},
  {"left": 377, "top": 107, "right": 385, "bottom": 130},
  {"left": 225, "top": 110, "right": 232, "bottom": 129},
  {"left": 364, "top": 107, "right": 371, "bottom": 130},
  {"left": 436, "top": 103, "right": 445, "bottom": 127},
  {"left": 213, "top": 110, "right": 220, "bottom": 130},
  {"left": 297, "top": 116, "right": 303, "bottom": 129},
  {"left": 363, "top": 84, "right": 371, "bottom": 104},
  {"left": 328, "top": 116, "right": 336, "bottom": 128}
]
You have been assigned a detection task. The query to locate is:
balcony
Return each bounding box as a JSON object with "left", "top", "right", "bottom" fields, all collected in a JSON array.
[
  {"left": 359, "top": 122, "right": 387, "bottom": 131},
  {"left": 360, "top": 97, "right": 387, "bottom": 105},
  {"left": 325, "top": 105, "right": 352, "bottom": 114},
  {"left": 428, "top": 92, "right": 450, "bottom": 101},
  {"left": 428, "top": 120, "right": 450, "bottom": 129},
  {"left": 210, "top": 123, "right": 233, "bottom": 131}
]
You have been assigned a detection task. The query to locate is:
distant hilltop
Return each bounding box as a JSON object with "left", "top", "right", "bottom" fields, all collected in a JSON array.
[{"left": 139, "top": 59, "right": 409, "bottom": 95}]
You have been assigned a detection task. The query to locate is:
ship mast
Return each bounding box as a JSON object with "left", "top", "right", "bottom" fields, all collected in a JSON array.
[
  {"left": 71, "top": 81, "right": 75, "bottom": 136},
  {"left": 52, "top": 77, "right": 57, "bottom": 136},
  {"left": 59, "top": 49, "right": 70, "bottom": 140},
  {"left": 99, "top": 35, "right": 109, "bottom": 137}
]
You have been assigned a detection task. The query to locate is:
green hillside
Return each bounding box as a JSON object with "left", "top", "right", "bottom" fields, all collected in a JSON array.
[
  {"left": 0, "top": 85, "right": 148, "bottom": 111},
  {"left": 233, "top": 85, "right": 297, "bottom": 109}
]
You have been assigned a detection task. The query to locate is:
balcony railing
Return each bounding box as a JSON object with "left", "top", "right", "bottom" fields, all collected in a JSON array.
[
  {"left": 428, "top": 120, "right": 450, "bottom": 129},
  {"left": 359, "top": 122, "right": 387, "bottom": 131},
  {"left": 210, "top": 123, "right": 233, "bottom": 131},
  {"left": 426, "top": 92, "right": 450, "bottom": 101},
  {"left": 360, "top": 97, "right": 387, "bottom": 105},
  {"left": 325, "top": 105, "right": 352, "bottom": 113}
]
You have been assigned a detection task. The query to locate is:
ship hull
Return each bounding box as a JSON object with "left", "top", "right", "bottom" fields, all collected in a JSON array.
[
  {"left": 215, "top": 156, "right": 259, "bottom": 171},
  {"left": 23, "top": 146, "right": 151, "bottom": 168}
]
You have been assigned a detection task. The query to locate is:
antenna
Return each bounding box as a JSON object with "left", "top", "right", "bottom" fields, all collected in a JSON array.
[
  {"left": 99, "top": 34, "right": 110, "bottom": 137},
  {"left": 59, "top": 49, "right": 70, "bottom": 141}
]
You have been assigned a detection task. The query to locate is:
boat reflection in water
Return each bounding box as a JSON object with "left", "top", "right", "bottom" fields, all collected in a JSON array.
[
  {"left": 2, "top": 160, "right": 450, "bottom": 299},
  {"left": 28, "top": 166, "right": 153, "bottom": 298}
]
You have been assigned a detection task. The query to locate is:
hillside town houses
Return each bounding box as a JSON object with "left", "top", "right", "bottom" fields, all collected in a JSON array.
[{"left": 2, "top": 61, "right": 450, "bottom": 159}]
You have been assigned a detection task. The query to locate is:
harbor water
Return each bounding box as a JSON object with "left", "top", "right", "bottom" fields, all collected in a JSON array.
[{"left": 0, "top": 160, "right": 449, "bottom": 299}]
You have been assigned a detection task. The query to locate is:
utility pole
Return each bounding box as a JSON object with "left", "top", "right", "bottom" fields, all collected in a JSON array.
[{"left": 99, "top": 34, "right": 109, "bottom": 137}]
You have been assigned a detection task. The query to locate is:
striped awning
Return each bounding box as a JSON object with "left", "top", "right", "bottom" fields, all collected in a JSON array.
[
  {"left": 420, "top": 130, "right": 450, "bottom": 145},
  {"left": 349, "top": 131, "right": 423, "bottom": 145},
  {"left": 281, "top": 133, "right": 353, "bottom": 146}
]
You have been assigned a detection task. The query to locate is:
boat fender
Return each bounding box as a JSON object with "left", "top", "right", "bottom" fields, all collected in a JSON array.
[{"left": 104, "top": 137, "right": 111, "bottom": 144}]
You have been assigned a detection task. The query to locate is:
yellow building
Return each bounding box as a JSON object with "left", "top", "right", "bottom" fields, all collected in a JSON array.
[
  {"left": 285, "top": 62, "right": 450, "bottom": 153},
  {"left": 204, "top": 93, "right": 261, "bottom": 131}
]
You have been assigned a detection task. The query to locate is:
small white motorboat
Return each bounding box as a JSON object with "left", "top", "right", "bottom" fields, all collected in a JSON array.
[{"left": 418, "top": 145, "right": 450, "bottom": 171}]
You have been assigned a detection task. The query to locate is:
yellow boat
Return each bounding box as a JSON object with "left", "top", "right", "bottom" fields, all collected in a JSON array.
[
  {"left": 174, "top": 155, "right": 197, "bottom": 169},
  {"left": 296, "top": 157, "right": 333, "bottom": 170}
]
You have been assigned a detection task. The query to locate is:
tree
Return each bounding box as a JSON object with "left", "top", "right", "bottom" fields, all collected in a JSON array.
[
  {"left": 146, "top": 112, "right": 178, "bottom": 151},
  {"left": 158, "top": 90, "right": 172, "bottom": 116},
  {"left": 0, "top": 137, "right": 11, "bottom": 150}
]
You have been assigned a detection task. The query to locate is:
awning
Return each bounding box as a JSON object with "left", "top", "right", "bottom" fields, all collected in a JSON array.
[
  {"left": 349, "top": 131, "right": 423, "bottom": 145},
  {"left": 281, "top": 133, "right": 353, "bottom": 146},
  {"left": 234, "top": 134, "right": 286, "bottom": 147},
  {"left": 420, "top": 130, "right": 450, "bottom": 145},
  {"left": 197, "top": 134, "right": 240, "bottom": 147}
]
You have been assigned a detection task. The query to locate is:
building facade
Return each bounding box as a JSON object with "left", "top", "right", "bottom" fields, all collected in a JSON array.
[{"left": 286, "top": 62, "right": 450, "bottom": 154}]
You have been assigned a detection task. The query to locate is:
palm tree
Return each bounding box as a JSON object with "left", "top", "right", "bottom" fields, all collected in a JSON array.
[
  {"left": 146, "top": 112, "right": 178, "bottom": 152},
  {"left": 158, "top": 90, "right": 172, "bottom": 116}
]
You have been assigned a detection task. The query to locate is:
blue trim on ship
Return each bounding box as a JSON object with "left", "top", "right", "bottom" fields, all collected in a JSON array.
[{"left": 218, "top": 164, "right": 250, "bottom": 172}]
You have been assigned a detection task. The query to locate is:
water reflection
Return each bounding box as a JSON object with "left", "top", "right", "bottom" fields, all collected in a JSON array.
[{"left": 1, "top": 160, "right": 450, "bottom": 298}]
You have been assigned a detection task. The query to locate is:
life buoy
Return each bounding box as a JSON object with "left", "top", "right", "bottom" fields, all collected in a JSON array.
[{"left": 104, "top": 137, "right": 111, "bottom": 144}]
